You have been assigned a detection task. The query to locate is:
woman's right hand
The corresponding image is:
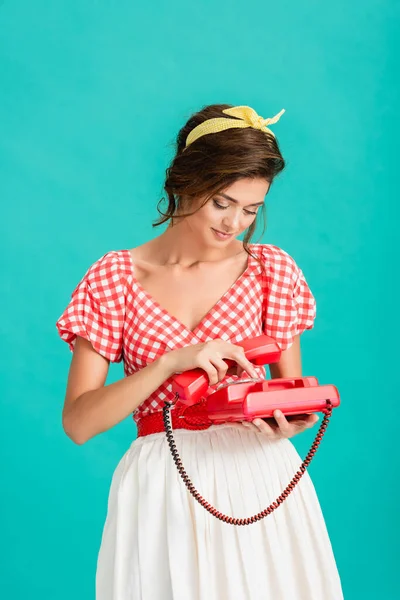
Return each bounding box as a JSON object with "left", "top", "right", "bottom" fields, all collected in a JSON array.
[{"left": 162, "top": 339, "right": 259, "bottom": 385}]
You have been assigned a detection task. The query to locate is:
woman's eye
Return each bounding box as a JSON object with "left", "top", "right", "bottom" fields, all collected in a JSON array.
[
  {"left": 213, "top": 199, "right": 257, "bottom": 216},
  {"left": 213, "top": 200, "right": 229, "bottom": 210}
]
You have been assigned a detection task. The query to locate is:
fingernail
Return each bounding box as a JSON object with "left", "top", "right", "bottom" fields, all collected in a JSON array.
[{"left": 275, "top": 410, "right": 282, "bottom": 417}]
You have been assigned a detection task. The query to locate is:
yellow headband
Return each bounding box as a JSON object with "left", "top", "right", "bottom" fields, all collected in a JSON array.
[{"left": 185, "top": 105, "right": 285, "bottom": 147}]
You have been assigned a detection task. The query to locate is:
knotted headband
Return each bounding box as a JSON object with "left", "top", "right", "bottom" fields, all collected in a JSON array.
[{"left": 185, "top": 105, "right": 285, "bottom": 147}]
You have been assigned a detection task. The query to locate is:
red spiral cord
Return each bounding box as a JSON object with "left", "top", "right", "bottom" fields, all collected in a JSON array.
[{"left": 162, "top": 396, "right": 333, "bottom": 526}]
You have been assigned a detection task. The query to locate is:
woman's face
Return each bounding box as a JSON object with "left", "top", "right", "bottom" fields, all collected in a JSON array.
[{"left": 183, "top": 178, "right": 270, "bottom": 245}]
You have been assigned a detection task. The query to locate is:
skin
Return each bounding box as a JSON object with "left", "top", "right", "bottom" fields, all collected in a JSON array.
[{"left": 63, "top": 177, "right": 318, "bottom": 443}]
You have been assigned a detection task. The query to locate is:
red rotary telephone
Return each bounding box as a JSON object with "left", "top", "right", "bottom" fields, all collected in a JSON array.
[
  {"left": 163, "top": 334, "right": 340, "bottom": 526},
  {"left": 171, "top": 334, "right": 340, "bottom": 420}
]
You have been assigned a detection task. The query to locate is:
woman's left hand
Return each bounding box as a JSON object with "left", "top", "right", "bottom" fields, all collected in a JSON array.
[{"left": 241, "top": 410, "right": 319, "bottom": 439}]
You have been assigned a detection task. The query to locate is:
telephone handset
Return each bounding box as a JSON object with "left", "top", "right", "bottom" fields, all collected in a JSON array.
[{"left": 165, "top": 334, "right": 340, "bottom": 526}]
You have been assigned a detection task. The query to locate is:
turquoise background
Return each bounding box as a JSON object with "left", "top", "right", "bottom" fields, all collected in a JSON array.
[{"left": 1, "top": 1, "right": 398, "bottom": 598}]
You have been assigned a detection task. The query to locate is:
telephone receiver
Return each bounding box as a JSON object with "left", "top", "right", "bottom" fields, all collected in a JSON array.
[
  {"left": 171, "top": 334, "right": 340, "bottom": 420},
  {"left": 171, "top": 335, "right": 281, "bottom": 406}
]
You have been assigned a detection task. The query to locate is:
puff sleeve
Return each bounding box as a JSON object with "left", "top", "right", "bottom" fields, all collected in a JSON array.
[
  {"left": 55, "top": 251, "right": 127, "bottom": 362},
  {"left": 261, "top": 245, "right": 316, "bottom": 351}
]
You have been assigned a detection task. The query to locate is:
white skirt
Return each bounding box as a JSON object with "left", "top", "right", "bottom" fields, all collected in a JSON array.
[{"left": 96, "top": 423, "right": 343, "bottom": 600}]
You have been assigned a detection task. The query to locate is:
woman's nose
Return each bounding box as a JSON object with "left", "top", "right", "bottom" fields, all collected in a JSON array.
[{"left": 223, "top": 212, "right": 241, "bottom": 229}]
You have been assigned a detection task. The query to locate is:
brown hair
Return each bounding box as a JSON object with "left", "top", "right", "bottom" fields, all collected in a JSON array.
[{"left": 153, "top": 103, "right": 286, "bottom": 268}]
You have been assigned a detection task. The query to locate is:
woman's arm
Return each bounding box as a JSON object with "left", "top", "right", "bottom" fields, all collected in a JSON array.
[
  {"left": 61, "top": 336, "right": 174, "bottom": 445},
  {"left": 268, "top": 334, "right": 302, "bottom": 379}
]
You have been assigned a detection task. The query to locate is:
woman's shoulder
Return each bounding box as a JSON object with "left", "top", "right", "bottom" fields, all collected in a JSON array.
[
  {"left": 70, "top": 249, "right": 133, "bottom": 300},
  {"left": 253, "top": 244, "right": 316, "bottom": 349},
  {"left": 252, "top": 243, "right": 301, "bottom": 279},
  {"left": 56, "top": 250, "right": 132, "bottom": 361},
  {"left": 80, "top": 249, "right": 133, "bottom": 282}
]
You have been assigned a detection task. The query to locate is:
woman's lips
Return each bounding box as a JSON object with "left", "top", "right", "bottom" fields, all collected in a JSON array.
[{"left": 212, "top": 228, "right": 234, "bottom": 240}]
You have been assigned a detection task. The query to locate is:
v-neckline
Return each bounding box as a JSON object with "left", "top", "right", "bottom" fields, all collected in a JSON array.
[{"left": 123, "top": 245, "right": 257, "bottom": 336}]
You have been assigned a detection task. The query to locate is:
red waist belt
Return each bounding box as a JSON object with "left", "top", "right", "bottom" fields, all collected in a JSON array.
[{"left": 136, "top": 402, "right": 212, "bottom": 437}]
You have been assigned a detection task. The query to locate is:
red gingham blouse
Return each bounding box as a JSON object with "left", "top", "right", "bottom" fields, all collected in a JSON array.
[{"left": 56, "top": 243, "right": 316, "bottom": 423}]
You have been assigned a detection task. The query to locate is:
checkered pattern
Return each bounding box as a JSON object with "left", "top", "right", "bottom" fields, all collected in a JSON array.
[
  {"left": 55, "top": 252, "right": 132, "bottom": 363},
  {"left": 56, "top": 244, "right": 316, "bottom": 422}
]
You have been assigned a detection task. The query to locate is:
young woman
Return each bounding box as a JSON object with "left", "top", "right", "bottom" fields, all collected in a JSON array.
[{"left": 56, "top": 104, "right": 343, "bottom": 599}]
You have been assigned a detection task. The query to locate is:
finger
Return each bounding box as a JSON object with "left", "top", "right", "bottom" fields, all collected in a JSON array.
[
  {"left": 208, "top": 358, "right": 229, "bottom": 382},
  {"left": 237, "top": 356, "right": 259, "bottom": 378},
  {"left": 273, "top": 410, "right": 292, "bottom": 437},
  {"left": 291, "top": 414, "right": 320, "bottom": 429},
  {"left": 252, "top": 418, "right": 279, "bottom": 437},
  {"left": 241, "top": 420, "right": 260, "bottom": 432},
  {"left": 305, "top": 414, "right": 319, "bottom": 427},
  {"left": 227, "top": 346, "right": 258, "bottom": 378},
  {"left": 198, "top": 362, "right": 219, "bottom": 386}
]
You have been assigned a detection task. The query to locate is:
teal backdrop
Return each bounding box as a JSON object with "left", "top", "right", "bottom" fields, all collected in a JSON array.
[{"left": 1, "top": 1, "right": 398, "bottom": 598}]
